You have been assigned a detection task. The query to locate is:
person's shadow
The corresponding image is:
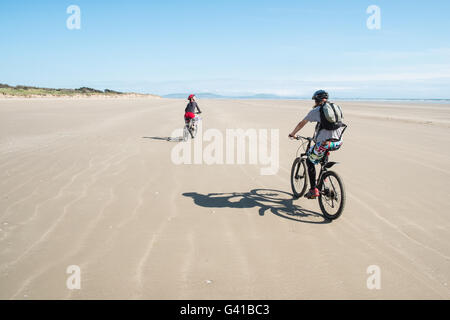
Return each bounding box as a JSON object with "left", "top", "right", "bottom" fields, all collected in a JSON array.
[{"left": 182, "top": 189, "right": 331, "bottom": 224}]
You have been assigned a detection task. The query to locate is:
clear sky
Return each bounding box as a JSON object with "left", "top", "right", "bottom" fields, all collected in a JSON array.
[{"left": 1, "top": 0, "right": 449, "bottom": 98}]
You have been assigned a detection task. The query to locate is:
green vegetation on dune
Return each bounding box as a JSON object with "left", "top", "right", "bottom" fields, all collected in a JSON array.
[{"left": 0, "top": 84, "right": 142, "bottom": 97}]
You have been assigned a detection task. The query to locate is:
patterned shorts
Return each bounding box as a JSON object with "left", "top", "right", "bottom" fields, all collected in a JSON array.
[{"left": 307, "top": 140, "right": 343, "bottom": 164}]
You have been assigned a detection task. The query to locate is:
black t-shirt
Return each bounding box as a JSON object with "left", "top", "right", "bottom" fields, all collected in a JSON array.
[{"left": 185, "top": 101, "right": 201, "bottom": 113}]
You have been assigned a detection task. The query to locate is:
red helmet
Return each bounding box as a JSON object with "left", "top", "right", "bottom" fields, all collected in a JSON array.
[{"left": 188, "top": 94, "right": 195, "bottom": 100}]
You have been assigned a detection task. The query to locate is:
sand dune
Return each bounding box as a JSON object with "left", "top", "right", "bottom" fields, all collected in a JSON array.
[{"left": 0, "top": 98, "right": 449, "bottom": 299}]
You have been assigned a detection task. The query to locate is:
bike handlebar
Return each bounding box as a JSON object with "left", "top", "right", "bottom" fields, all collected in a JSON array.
[{"left": 291, "top": 135, "right": 313, "bottom": 142}]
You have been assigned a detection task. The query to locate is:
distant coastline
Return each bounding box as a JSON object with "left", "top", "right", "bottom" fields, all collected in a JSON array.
[
  {"left": 163, "top": 92, "right": 450, "bottom": 103},
  {"left": 1, "top": 85, "right": 448, "bottom": 103},
  {"left": 0, "top": 84, "right": 160, "bottom": 99}
]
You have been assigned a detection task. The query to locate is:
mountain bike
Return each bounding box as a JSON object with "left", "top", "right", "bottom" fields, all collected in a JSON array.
[
  {"left": 183, "top": 112, "right": 201, "bottom": 142},
  {"left": 290, "top": 135, "right": 346, "bottom": 220}
]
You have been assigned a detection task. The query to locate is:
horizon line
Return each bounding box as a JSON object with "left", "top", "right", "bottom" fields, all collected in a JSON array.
[{"left": 2, "top": 83, "right": 449, "bottom": 101}]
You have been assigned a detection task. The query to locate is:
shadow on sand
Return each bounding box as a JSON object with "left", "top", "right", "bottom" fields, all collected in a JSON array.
[
  {"left": 142, "top": 136, "right": 184, "bottom": 142},
  {"left": 183, "top": 189, "right": 330, "bottom": 224}
]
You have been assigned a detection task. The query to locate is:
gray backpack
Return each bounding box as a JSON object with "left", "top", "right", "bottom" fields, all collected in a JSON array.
[{"left": 319, "top": 102, "right": 344, "bottom": 130}]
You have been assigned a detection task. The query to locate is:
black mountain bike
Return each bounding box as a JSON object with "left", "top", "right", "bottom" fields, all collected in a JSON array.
[
  {"left": 183, "top": 112, "right": 201, "bottom": 141},
  {"left": 290, "top": 135, "right": 346, "bottom": 220}
]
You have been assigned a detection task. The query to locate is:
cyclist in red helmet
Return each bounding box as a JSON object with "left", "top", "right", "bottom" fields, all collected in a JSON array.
[{"left": 185, "top": 94, "right": 202, "bottom": 123}]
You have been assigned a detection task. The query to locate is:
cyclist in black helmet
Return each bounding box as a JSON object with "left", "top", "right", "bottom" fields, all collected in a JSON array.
[{"left": 288, "top": 90, "right": 345, "bottom": 199}]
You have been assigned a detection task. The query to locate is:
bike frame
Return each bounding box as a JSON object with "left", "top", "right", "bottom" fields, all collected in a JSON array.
[
  {"left": 294, "top": 136, "right": 338, "bottom": 193},
  {"left": 184, "top": 112, "right": 201, "bottom": 138}
]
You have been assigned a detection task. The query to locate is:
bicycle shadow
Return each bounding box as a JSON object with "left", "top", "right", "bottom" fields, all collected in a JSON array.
[
  {"left": 142, "top": 136, "right": 184, "bottom": 142},
  {"left": 182, "top": 189, "right": 331, "bottom": 224}
]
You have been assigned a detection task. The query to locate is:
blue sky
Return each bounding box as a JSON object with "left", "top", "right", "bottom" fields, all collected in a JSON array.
[{"left": 1, "top": 0, "right": 450, "bottom": 98}]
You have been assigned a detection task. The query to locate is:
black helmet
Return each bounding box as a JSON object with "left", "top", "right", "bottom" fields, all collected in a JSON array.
[{"left": 312, "top": 90, "right": 328, "bottom": 101}]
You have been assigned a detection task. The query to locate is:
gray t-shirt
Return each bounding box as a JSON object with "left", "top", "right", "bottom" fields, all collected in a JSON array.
[{"left": 303, "top": 106, "right": 345, "bottom": 143}]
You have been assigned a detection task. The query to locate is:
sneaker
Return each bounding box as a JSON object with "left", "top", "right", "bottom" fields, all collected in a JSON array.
[{"left": 305, "top": 188, "right": 319, "bottom": 199}]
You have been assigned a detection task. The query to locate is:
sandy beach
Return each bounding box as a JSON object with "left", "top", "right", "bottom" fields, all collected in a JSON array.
[{"left": 0, "top": 97, "right": 449, "bottom": 299}]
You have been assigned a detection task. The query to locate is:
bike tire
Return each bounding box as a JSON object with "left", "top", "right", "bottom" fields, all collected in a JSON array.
[
  {"left": 318, "top": 171, "right": 345, "bottom": 220},
  {"left": 192, "top": 123, "right": 198, "bottom": 138},
  {"left": 290, "top": 157, "right": 308, "bottom": 199},
  {"left": 183, "top": 126, "right": 189, "bottom": 141}
]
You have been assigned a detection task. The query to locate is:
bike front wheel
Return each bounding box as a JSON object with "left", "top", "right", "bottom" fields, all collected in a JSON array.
[
  {"left": 318, "top": 171, "right": 345, "bottom": 220},
  {"left": 290, "top": 157, "right": 308, "bottom": 198}
]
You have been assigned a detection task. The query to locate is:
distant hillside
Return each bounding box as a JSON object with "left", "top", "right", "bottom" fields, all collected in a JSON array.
[
  {"left": 0, "top": 84, "right": 159, "bottom": 98},
  {"left": 163, "top": 92, "right": 227, "bottom": 99},
  {"left": 163, "top": 92, "right": 305, "bottom": 100},
  {"left": 162, "top": 92, "right": 450, "bottom": 102}
]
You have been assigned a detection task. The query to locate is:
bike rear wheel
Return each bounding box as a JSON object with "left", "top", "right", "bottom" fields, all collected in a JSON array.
[
  {"left": 318, "top": 171, "right": 345, "bottom": 220},
  {"left": 290, "top": 157, "right": 308, "bottom": 198},
  {"left": 183, "top": 125, "right": 189, "bottom": 141},
  {"left": 191, "top": 122, "right": 198, "bottom": 138}
]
